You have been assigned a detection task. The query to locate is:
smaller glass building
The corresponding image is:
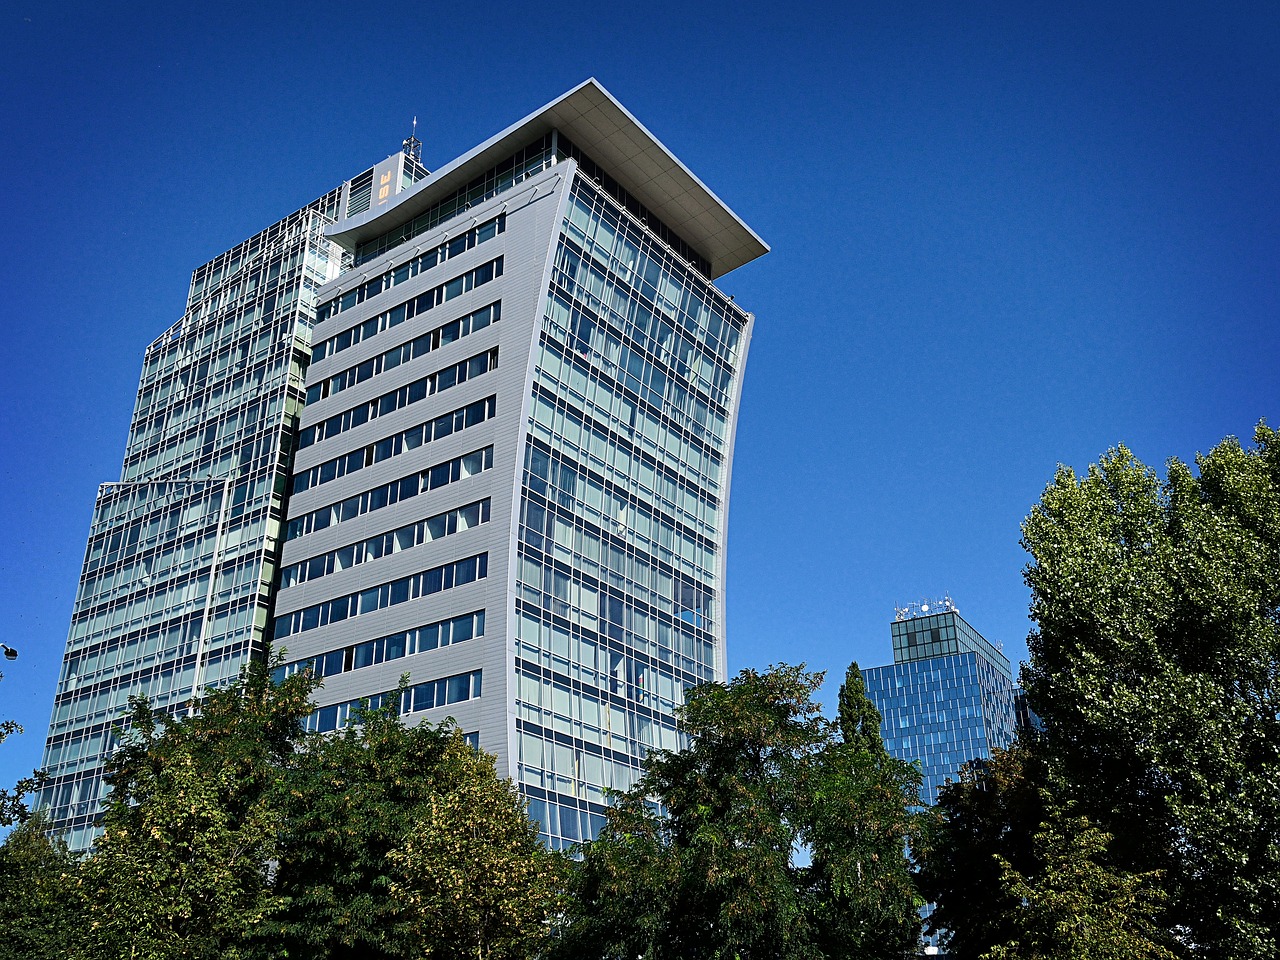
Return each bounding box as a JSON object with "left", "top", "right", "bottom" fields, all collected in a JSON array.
[{"left": 862, "top": 604, "right": 1016, "bottom": 804}]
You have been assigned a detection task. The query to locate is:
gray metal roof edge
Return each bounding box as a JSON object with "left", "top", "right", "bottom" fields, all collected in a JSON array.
[
  {"left": 327, "top": 78, "right": 769, "bottom": 278},
  {"left": 582, "top": 78, "right": 771, "bottom": 252}
]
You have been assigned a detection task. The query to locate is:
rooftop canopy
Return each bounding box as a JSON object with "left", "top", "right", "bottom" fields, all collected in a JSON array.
[{"left": 328, "top": 78, "right": 768, "bottom": 280}]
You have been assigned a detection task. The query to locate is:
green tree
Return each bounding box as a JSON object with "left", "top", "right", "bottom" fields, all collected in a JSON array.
[
  {"left": 560, "top": 664, "right": 827, "bottom": 960},
  {"left": 268, "top": 694, "right": 565, "bottom": 960},
  {"left": 556, "top": 663, "right": 923, "bottom": 960},
  {"left": 0, "top": 812, "right": 81, "bottom": 960},
  {"left": 918, "top": 744, "right": 1049, "bottom": 959},
  {"left": 387, "top": 734, "right": 568, "bottom": 960},
  {"left": 71, "top": 659, "right": 318, "bottom": 960},
  {"left": 803, "top": 662, "right": 922, "bottom": 959},
  {"left": 835, "top": 661, "right": 886, "bottom": 756},
  {"left": 1020, "top": 423, "right": 1280, "bottom": 959},
  {"left": 60, "top": 661, "right": 564, "bottom": 960},
  {"left": 264, "top": 693, "right": 450, "bottom": 959},
  {"left": 0, "top": 770, "right": 41, "bottom": 831},
  {"left": 555, "top": 786, "right": 681, "bottom": 960},
  {"left": 981, "top": 809, "right": 1175, "bottom": 960}
]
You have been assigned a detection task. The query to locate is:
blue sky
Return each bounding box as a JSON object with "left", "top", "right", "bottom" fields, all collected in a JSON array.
[{"left": 1, "top": 0, "right": 1276, "bottom": 789}]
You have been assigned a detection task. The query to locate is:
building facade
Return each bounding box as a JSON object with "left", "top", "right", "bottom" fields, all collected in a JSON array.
[
  {"left": 861, "top": 600, "right": 1017, "bottom": 804},
  {"left": 42, "top": 80, "right": 765, "bottom": 851},
  {"left": 271, "top": 80, "right": 765, "bottom": 849},
  {"left": 38, "top": 187, "right": 360, "bottom": 850}
]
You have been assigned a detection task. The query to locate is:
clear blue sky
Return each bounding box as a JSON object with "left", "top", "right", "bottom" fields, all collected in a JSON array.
[{"left": 1, "top": 1, "right": 1277, "bottom": 790}]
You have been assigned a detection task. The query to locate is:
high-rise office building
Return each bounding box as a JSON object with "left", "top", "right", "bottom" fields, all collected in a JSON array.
[
  {"left": 271, "top": 79, "right": 765, "bottom": 848},
  {"left": 42, "top": 80, "right": 765, "bottom": 851},
  {"left": 861, "top": 599, "right": 1017, "bottom": 804}
]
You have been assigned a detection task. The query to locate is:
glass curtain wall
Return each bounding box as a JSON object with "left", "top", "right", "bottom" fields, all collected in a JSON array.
[
  {"left": 514, "top": 174, "right": 749, "bottom": 848},
  {"left": 863, "top": 652, "right": 1017, "bottom": 804},
  {"left": 40, "top": 189, "right": 345, "bottom": 851}
]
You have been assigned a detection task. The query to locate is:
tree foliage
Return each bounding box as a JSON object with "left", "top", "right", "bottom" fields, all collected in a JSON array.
[
  {"left": 387, "top": 736, "right": 568, "bottom": 960},
  {"left": 265, "top": 693, "right": 451, "bottom": 959},
  {"left": 15, "top": 661, "right": 565, "bottom": 960},
  {"left": 923, "top": 742, "right": 1173, "bottom": 960},
  {"left": 268, "top": 694, "right": 565, "bottom": 960},
  {"left": 981, "top": 809, "right": 1175, "bottom": 960},
  {"left": 0, "top": 812, "right": 81, "bottom": 960},
  {"left": 556, "top": 663, "right": 923, "bottom": 960},
  {"left": 836, "top": 661, "right": 887, "bottom": 756},
  {"left": 805, "top": 663, "right": 922, "bottom": 959},
  {"left": 1019, "top": 423, "right": 1280, "bottom": 959},
  {"left": 918, "top": 744, "right": 1049, "bottom": 959},
  {"left": 73, "top": 659, "right": 316, "bottom": 960}
]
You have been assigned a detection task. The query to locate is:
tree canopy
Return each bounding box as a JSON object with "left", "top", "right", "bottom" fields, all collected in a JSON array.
[
  {"left": 73, "top": 659, "right": 317, "bottom": 959},
  {"left": 555, "top": 663, "right": 923, "bottom": 960},
  {"left": 268, "top": 693, "right": 565, "bottom": 960},
  {"left": 0, "top": 813, "right": 80, "bottom": 960},
  {"left": 981, "top": 808, "right": 1175, "bottom": 960},
  {"left": 918, "top": 744, "right": 1048, "bottom": 959},
  {"left": 387, "top": 738, "right": 567, "bottom": 960},
  {"left": 1019, "top": 423, "right": 1280, "bottom": 959},
  {"left": 13, "top": 661, "right": 564, "bottom": 960},
  {"left": 5, "top": 423, "right": 1274, "bottom": 959}
]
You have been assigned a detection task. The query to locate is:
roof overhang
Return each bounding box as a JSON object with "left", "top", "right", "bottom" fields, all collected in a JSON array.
[{"left": 328, "top": 78, "right": 768, "bottom": 279}]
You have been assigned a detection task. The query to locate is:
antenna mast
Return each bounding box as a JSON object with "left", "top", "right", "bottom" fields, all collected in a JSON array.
[{"left": 403, "top": 116, "right": 423, "bottom": 163}]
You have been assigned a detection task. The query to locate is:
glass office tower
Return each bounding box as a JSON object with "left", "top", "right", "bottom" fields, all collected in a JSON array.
[
  {"left": 28, "top": 79, "right": 762, "bottom": 854},
  {"left": 42, "top": 144, "right": 437, "bottom": 850},
  {"left": 270, "top": 79, "right": 766, "bottom": 848},
  {"left": 43, "top": 83, "right": 763, "bottom": 853},
  {"left": 38, "top": 188, "right": 364, "bottom": 849},
  {"left": 43, "top": 81, "right": 763, "bottom": 853},
  {"left": 862, "top": 601, "right": 1017, "bottom": 804}
]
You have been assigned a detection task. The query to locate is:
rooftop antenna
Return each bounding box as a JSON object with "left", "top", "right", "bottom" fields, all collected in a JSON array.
[{"left": 403, "top": 116, "right": 423, "bottom": 164}]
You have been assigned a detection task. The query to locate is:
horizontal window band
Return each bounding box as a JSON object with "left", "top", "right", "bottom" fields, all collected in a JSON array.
[
  {"left": 281, "top": 499, "right": 491, "bottom": 588},
  {"left": 313, "top": 255, "right": 504, "bottom": 364},
  {"left": 273, "top": 553, "right": 489, "bottom": 640},
  {"left": 318, "top": 213, "right": 505, "bottom": 324},
  {"left": 286, "top": 446, "right": 494, "bottom": 542},
  {"left": 298, "top": 347, "right": 498, "bottom": 450},
  {"left": 306, "top": 301, "right": 499, "bottom": 405},
  {"left": 275, "top": 609, "right": 485, "bottom": 681},
  {"left": 292, "top": 395, "right": 495, "bottom": 496},
  {"left": 304, "top": 668, "right": 483, "bottom": 734}
]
